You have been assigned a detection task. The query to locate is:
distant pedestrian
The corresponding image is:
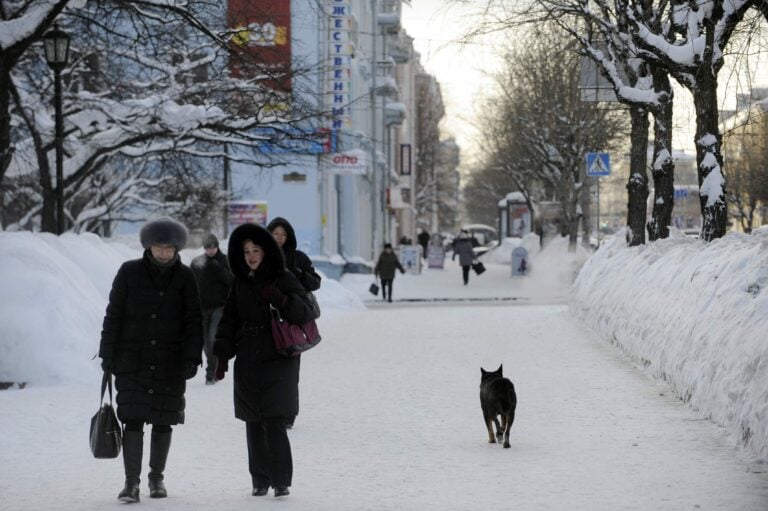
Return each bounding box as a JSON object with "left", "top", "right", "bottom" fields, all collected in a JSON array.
[
  {"left": 452, "top": 230, "right": 476, "bottom": 285},
  {"left": 417, "top": 229, "right": 430, "bottom": 260},
  {"left": 267, "top": 217, "right": 322, "bottom": 429},
  {"left": 374, "top": 243, "right": 405, "bottom": 302},
  {"left": 99, "top": 217, "right": 203, "bottom": 503},
  {"left": 191, "top": 233, "right": 234, "bottom": 385},
  {"left": 213, "top": 223, "right": 315, "bottom": 499}
]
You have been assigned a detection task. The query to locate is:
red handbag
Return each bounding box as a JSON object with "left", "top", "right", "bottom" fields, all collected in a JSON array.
[{"left": 270, "top": 305, "right": 321, "bottom": 357}]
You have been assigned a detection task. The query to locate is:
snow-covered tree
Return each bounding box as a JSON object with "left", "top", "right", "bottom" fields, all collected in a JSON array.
[
  {"left": 467, "top": 25, "right": 627, "bottom": 250},
  {"left": 1, "top": 0, "right": 325, "bottom": 233}
]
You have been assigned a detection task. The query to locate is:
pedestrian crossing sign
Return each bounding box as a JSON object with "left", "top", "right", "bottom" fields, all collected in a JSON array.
[{"left": 586, "top": 152, "right": 611, "bottom": 177}]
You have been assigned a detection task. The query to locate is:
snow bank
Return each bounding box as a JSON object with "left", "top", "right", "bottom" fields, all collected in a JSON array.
[
  {"left": 0, "top": 232, "right": 364, "bottom": 385},
  {"left": 570, "top": 227, "right": 768, "bottom": 462}
]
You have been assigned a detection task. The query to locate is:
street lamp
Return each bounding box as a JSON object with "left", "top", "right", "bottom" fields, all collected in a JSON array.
[{"left": 43, "top": 24, "right": 70, "bottom": 234}]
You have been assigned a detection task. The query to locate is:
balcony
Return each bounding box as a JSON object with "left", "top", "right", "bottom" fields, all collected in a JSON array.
[
  {"left": 377, "top": 0, "right": 401, "bottom": 35},
  {"left": 388, "top": 33, "right": 412, "bottom": 64},
  {"left": 385, "top": 101, "right": 406, "bottom": 126}
]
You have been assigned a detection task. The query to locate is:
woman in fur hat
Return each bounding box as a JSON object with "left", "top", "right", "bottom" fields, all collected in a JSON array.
[
  {"left": 99, "top": 217, "right": 203, "bottom": 503},
  {"left": 213, "top": 223, "right": 315, "bottom": 499}
]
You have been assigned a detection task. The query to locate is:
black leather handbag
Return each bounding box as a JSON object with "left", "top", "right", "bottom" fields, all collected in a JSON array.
[
  {"left": 472, "top": 261, "right": 486, "bottom": 275},
  {"left": 89, "top": 372, "right": 122, "bottom": 459},
  {"left": 369, "top": 282, "right": 380, "bottom": 296}
]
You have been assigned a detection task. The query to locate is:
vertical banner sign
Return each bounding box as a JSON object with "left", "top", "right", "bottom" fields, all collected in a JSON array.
[
  {"left": 400, "top": 144, "right": 412, "bottom": 175},
  {"left": 228, "top": 0, "right": 292, "bottom": 91},
  {"left": 326, "top": 0, "right": 353, "bottom": 131}
]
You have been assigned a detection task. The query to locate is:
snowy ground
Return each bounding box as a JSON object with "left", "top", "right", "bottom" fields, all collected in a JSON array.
[{"left": 1, "top": 232, "right": 767, "bottom": 510}]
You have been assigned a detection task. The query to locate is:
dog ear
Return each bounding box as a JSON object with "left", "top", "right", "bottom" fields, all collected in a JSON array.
[
  {"left": 480, "top": 367, "right": 486, "bottom": 375},
  {"left": 497, "top": 364, "right": 503, "bottom": 375}
]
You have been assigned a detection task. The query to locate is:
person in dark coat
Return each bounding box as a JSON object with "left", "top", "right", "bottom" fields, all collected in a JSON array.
[
  {"left": 417, "top": 229, "right": 430, "bottom": 260},
  {"left": 452, "top": 230, "right": 476, "bottom": 285},
  {"left": 99, "top": 217, "right": 203, "bottom": 503},
  {"left": 267, "top": 217, "right": 321, "bottom": 429},
  {"left": 374, "top": 243, "right": 405, "bottom": 302},
  {"left": 191, "top": 233, "right": 234, "bottom": 385},
  {"left": 213, "top": 223, "right": 315, "bottom": 499}
]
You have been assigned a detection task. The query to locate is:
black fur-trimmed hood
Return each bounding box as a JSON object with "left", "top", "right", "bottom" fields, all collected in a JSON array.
[
  {"left": 227, "top": 223, "right": 286, "bottom": 279},
  {"left": 266, "top": 217, "right": 297, "bottom": 252}
]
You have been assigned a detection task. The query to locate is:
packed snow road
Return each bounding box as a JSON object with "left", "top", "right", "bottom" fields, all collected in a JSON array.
[{"left": 2, "top": 302, "right": 767, "bottom": 510}]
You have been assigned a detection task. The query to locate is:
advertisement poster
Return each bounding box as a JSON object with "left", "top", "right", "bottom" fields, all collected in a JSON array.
[
  {"left": 228, "top": 0, "right": 291, "bottom": 90},
  {"left": 228, "top": 201, "right": 268, "bottom": 233},
  {"left": 399, "top": 246, "right": 421, "bottom": 275}
]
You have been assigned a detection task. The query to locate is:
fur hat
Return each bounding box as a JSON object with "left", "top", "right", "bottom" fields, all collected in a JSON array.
[
  {"left": 140, "top": 217, "right": 188, "bottom": 250},
  {"left": 203, "top": 233, "right": 219, "bottom": 248}
]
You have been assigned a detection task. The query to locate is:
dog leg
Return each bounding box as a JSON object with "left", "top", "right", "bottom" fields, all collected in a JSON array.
[
  {"left": 503, "top": 411, "right": 515, "bottom": 449},
  {"left": 493, "top": 417, "right": 503, "bottom": 444},
  {"left": 485, "top": 416, "right": 496, "bottom": 443}
]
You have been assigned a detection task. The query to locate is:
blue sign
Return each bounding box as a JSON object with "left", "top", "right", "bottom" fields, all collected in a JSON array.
[{"left": 586, "top": 152, "right": 611, "bottom": 177}]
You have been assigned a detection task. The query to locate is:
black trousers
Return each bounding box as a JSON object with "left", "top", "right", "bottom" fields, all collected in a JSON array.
[
  {"left": 246, "top": 419, "right": 293, "bottom": 488},
  {"left": 380, "top": 278, "right": 393, "bottom": 301},
  {"left": 462, "top": 265, "right": 471, "bottom": 285}
]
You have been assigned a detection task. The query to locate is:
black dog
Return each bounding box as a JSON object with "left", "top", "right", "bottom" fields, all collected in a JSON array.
[{"left": 480, "top": 364, "right": 517, "bottom": 448}]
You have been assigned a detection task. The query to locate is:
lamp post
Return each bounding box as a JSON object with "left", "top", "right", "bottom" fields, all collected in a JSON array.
[{"left": 43, "top": 24, "right": 70, "bottom": 234}]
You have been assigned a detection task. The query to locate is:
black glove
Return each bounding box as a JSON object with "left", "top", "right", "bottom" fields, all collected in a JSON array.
[
  {"left": 260, "top": 285, "right": 287, "bottom": 307},
  {"left": 183, "top": 361, "right": 198, "bottom": 380},
  {"left": 101, "top": 358, "right": 114, "bottom": 374}
]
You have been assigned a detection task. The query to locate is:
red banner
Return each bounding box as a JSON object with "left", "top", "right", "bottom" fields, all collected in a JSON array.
[{"left": 228, "top": 0, "right": 291, "bottom": 91}]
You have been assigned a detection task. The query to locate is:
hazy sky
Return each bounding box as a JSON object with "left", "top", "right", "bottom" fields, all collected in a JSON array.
[{"left": 401, "top": 2, "right": 768, "bottom": 161}]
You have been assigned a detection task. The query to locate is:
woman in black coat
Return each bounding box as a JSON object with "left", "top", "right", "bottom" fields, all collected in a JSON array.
[
  {"left": 213, "top": 223, "right": 315, "bottom": 498},
  {"left": 99, "top": 217, "right": 203, "bottom": 503},
  {"left": 267, "top": 216, "right": 321, "bottom": 428}
]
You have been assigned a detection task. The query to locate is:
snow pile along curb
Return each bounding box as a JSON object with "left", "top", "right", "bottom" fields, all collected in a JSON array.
[{"left": 570, "top": 227, "right": 768, "bottom": 463}]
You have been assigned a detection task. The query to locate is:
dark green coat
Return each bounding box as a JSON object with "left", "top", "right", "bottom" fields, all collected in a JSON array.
[
  {"left": 99, "top": 251, "right": 203, "bottom": 425},
  {"left": 375, "top": 251, "right": 404, "bottom": 279},
  {"left": 191, "top": 249, "right": 234, "bottom": 310}
]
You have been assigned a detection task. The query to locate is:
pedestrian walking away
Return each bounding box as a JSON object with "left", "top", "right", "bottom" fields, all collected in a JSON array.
[
  {"left": 374, "top": 243, "right": 405, "bottom": 302},
  {"left": 267, "top": 217, "right": 322, "bottom": 429},
  {"left": 99, "top": 217, "right": 203, "bottom": 503},
  {"left": 191, "top": 233, "right": 234, "bottom": 385},
  {"left": 213, "top": 223, "right": 316, "bottom": 499},
  {"left": 417, "top": 229, "right": 430, "bottom": 260},
  {"left": 453, "top": 230, "right": 476, "bottom": 285}
]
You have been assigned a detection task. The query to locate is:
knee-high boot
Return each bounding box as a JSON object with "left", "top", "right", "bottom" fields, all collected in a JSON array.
[
  {"left": 118, "top": 430, "right": 143, "bottom": 503},
  {"left": 148, "top": 430, "right": 172, "bottom": 498}
]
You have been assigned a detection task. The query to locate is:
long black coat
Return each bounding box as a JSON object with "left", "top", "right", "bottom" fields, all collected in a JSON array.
[
  {"left": 214, "top": 223, "right": 315, "bottom": 422},
  {"left": 99, "top": 251, "right": 203, "bottom": 425}
]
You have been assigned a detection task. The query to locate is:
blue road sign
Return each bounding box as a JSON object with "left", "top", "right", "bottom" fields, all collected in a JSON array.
[{"left": 586, "top": 152, "right": 611, "bottom": 177}]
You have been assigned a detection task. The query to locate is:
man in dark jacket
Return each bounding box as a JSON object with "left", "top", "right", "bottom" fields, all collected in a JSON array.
[
  {"left": 374, "top": 243, "right": 405, "bottom": 302},
  {"left": 99, "top": 217, "right": 203, "bottom": 503},
  {"left": 191, "top": 233, "right": 234, "bottom": 385}
]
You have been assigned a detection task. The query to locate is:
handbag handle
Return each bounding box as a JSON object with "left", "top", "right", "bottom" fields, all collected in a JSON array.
[{"left": 100, "top": 371, "right": 115, "bottom": 405}]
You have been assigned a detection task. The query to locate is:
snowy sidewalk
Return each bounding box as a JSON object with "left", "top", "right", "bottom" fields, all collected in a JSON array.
[{"left": 2, "top": 303, "right": 767, "bottom": 510}]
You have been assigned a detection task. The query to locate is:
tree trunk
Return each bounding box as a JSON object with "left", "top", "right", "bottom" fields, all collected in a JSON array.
[
  {"left": 693, "top": 73, "right": 728, "bottom": 241},
  {"left": 0, "top": 62, "right": 12, "bottom": 185},
  {"left": 626, "top": 106, "right": 649, "bottom": 246},
  {"left": 647, "top": 69, "right": 675, "bottom": 241}
]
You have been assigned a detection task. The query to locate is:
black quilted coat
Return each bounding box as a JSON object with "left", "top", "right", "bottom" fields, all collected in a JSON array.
[
  {"left": 99, "top": 251, "right": 203, "bottom": 425},
  {"left": 214, "top": 223, "right": 315, "bottom": 422}
]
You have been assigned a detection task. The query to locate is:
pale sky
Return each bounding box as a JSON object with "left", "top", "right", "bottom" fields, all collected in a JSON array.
[
  {"left": 401, "top": 2, "right": 768, "bottom": 159},
  {"left": 401, "top": 1, "right": 504, "bottom": 168}
]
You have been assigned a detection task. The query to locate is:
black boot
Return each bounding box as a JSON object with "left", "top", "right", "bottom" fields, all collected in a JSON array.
[
  {"left": 148, "top": 430, "right": 172, "bottom": 498},
  {"left": 118, "top": 430, "right": 143, "bottom": 503}
]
